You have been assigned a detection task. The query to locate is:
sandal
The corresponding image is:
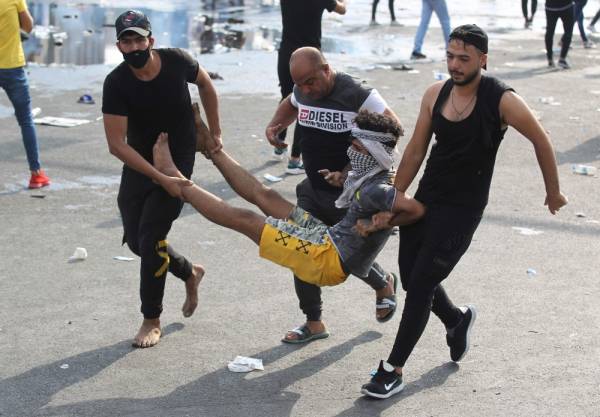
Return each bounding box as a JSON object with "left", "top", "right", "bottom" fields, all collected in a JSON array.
[
  {"left": 281, "top": 324, "right": 330, "bottom": 344},
  {"left": 376, "top": 272, "right": 398, "bottom": 323}
]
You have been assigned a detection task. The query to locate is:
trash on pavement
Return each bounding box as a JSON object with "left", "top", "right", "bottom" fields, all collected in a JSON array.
[
  {"left": 575, "top": 212, "right": 586, "bottom": 218},
  {"left": 34, "top": 116, "right": 90, "bottom": 127},
  {"left": 512, "top": 227, "right": 543, "bottom": 236},
  {"left": 77, "top": 94, "right": 95, "bottom": 104},
  {"left": 68, "top": 247, "right": 88, "bottom": 263},
  {"left": 526, "top": 268, "right": 537, "bottom": 278},
  {"left": 60, "top": 364, "right": 69, "bottom": 369},
  {"left": 227, "top": 356, "right": 263, "bottom": 372},
  {"left": 264, "top": 173, "right": 283, "bottom": 182},
  {"left": 571, "top": 164, "right": 597, "bottom": 176},
  {"left": 113, "top": 256, "right": 134, "bottom": 261},
  {"left": 31, "top": 107, "right": 41, "bottom": 117}
]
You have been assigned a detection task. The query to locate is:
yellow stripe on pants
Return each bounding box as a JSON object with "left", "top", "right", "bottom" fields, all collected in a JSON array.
[{"left": 154, "top": 240, "right": 170, "bottom": 278}]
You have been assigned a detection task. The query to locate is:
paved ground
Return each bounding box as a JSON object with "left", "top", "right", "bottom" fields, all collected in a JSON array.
[{"left": 1, "top": 25, "right": 599, "bottom": 417}]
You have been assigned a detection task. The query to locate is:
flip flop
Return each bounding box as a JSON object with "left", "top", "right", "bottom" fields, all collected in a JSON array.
[
  {"left": 281, "top": 324, "right": 330, "bottom": 344},
  {"left": 376, "top": 272, "right": 398, "bottom": 323}
]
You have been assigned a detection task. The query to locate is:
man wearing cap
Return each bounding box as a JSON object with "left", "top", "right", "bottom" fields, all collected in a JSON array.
[
  {"left": 360, "top": 24, "right": 568, "bottom": 399},
  {"left": 102, "top": 10, "right": 222, "bottom": 348}
]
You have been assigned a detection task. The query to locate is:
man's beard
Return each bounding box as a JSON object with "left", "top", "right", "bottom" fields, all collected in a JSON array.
[{"left": 450, "top": 68, "right": 480, "bottom": 86}]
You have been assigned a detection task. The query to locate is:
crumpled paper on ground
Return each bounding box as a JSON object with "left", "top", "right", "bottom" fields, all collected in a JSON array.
[{"left": 227, "top": 356, "right": 264, "bottom": 373}]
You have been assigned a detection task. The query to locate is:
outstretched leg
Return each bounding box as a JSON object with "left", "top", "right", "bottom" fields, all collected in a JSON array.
[{"left": 153, "top": 133, "right": 265, "bottom": 244}]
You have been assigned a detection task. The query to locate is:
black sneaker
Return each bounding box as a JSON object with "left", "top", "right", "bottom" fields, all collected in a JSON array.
[
  {"left": 446, "top": 304, "right": 477, "bottom": 362},
  {"left": 361, "top": 360, "right": 404, "bottom": 399},
  {"left": 558, "top": 59, "right": 571, "bottom": 69},
  {"left": 410, "top": 51, "right": 427, "bottom": 59}
]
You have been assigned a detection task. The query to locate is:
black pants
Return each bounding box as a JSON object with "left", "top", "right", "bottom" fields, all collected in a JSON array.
[
  {"left": 277, "top": 43, "right": 302, "bottom": 158},
  {"left": 592, "top": 8, "right": 600, "bottom": 25},
  {"left": 118, "top": 167, "right": 193, "bottom": 319},
  {"left": 522, "top": 0, "right": 537, "bottom": 19},
  {"left": 372, "top": 0, "right": 396, "bottom": 21},
  {"left": 387, "top": 205, "right": 482, "bottom": 367},
  {"left": 294, "top": 178, "right": 389, "bottom": 321},
  {"left": 545, "top": 5, "right": 575, "bottom": 61}
]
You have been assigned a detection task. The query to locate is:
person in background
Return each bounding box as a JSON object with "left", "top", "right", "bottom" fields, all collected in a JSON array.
[
  {"left": 573, "top": 0, "right": 595, "bottom": 48},
  {"left": 410, "top": 0, "right": 451, "bottom": 60},
  {"left": 371, "top": 0, "right": 400, "bottom": 26},
  {"left": 522, "top": 0, "right": 537, "bottom": 28},
  {"left": 276, "top": 0, "right": 346, "bottom": 175},
  {"left": 545, "top": 0, "right": 575, "bottom": 69},
  {"left": 0, "top": 0, "right": 50, "bottom": 189}
]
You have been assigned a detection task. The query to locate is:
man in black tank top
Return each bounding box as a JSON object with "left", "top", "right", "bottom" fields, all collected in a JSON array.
[
  {"left": 102, "top": 11, "right": 223, "bottom": 348},
  {"left": 361, "top": 25, "right": 568, "bottom": 399}
]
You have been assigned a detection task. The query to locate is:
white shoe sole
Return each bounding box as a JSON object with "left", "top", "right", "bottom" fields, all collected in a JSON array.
[
  {"left": 361, "top": 382, "right": 405, "bottom": 399},
  {"left": 455, "top": 304, "right": 477, "bottom": 362}
]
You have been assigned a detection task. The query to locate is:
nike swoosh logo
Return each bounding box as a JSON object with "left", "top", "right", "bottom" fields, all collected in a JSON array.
[{"left": 384, "top": 382, "right": 396, "bottom": 391}]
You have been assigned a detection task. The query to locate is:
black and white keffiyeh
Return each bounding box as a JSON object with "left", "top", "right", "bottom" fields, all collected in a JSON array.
[{"left": 335, "top": 127, "right": 398, "bottom": 208}]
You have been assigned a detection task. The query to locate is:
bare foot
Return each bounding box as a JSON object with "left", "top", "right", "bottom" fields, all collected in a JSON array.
[
  {"left": 375, "top": 273, "right": 396, "bottom": 321},
  {"left": 133, "top": 318, "right": 161, "bottom": 348},
  {"left": 182, "top": 263, "right": 205, "bottom": 318},
  {"left": 282, "top": 320, "right": 327, "bottom": 342},
  {"left": 153, "top": 133, "right": 179, "bottom": 177}
]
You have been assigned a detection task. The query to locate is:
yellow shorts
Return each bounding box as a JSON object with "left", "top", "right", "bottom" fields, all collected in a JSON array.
[{"left": 258, "top": 207, "right": 347, "bottom": 287}]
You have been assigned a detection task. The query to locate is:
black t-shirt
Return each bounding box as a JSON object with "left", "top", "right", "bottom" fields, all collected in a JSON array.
[
  {"left": 102, "top": 48, "right": 199, "bottom": 167},
  {"left": 280, "top": 0, "right": 337, "bottom": 48},
  {"left": 291, "top": 72, "right": 387, "bottom": 191},
  {"left": 415, "top": 75, "right": 514, "bottom": 210}
]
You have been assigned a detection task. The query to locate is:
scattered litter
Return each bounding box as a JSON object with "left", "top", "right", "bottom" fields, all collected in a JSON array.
[
  {"left": 77, "top": 94, "right": 95, "bottom": 104},
  {"left": 433, "top": 71, "right": 450, "bottom": 80},
  {"left": 392, "top": 64, "right": 413, "bottom": 71},
  {"left": 571, "top": 164, "right": 596, "bottom": 176},
  {"left": 407, "top": 69, "right": 420, "bottom": 74},
  {"left": 227, "top": 356, "right": 263, "bottom": 372},
  {"left": 30, "top": 194, "right": 46, "bottom": 199},
  {"left": 528, "top": 330, "right": 540, "bottom": 334},
  {"left": 526, "top": 268, "right": 537, "bottom": 278},
  {"left": 31, "top": 107, "right": 41, "bottom": 117},
  {"left": 251, "top": 134, "right": 257, "bottom": 138},
  {"left": 568, "top": 116, "right": 580, "bottom": 120},
  {"left": 66, "top": 320, "right": 72, "bottom": 325},
  {"left": 68, "top": 247, "right": 88, "bottom": 263},
  {"left": 113, "top": 256, "right": 134, "bottom": 261},
  {"left": 34, "top": 116, "right": 90, "bottom": 127},
  {"left": 60, "top": 364, "right": 69, "bottom": 369},
  {"left": 512, "top": 227, "right": 543, "bottom": 236},
  {"left": 539, "top": 96, "right": 560, "bottom": 106},
  {"left": 504, "top": 62, "right": 515, "bottom": 67},
  {"left": 208, "top": 71, "right": 223, "bottom": 80},
  {"left": 197, "top": 240, "right": 216, "bottom": 246},
  {"left": 575, "top": 212, "right": 586, "bottom": 218},
  {"left": 264, "top": 173, "right": 283, "bottom": 182}
]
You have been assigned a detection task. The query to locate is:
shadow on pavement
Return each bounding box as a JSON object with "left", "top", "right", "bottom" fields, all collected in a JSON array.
[
  {"left": 16, "top": 330, "right": 382, "bottom": 417},
  {"left": 0, "top": 322, "right": 184, "bottom": 417}
]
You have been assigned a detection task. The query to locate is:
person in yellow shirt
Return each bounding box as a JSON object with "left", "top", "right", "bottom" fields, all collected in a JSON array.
[{"left": 0, "top": 0, "right": 50, "bottom": 188}]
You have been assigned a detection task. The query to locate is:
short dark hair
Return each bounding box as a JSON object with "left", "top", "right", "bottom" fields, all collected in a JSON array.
[{"left": 353, "top": 110, "right": 401, "bottom": 145}]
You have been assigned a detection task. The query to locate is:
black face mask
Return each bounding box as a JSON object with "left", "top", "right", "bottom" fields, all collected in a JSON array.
[{"left": 122, "top": 47, "right": 150, "bottom": 69}]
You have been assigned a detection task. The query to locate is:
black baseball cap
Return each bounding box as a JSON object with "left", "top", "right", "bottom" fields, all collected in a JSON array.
[
  {"left": 449, "top": 24, "right": 488, "bottom": 54},
  {"left": 115, "top": 10, "right": 151, "bottom": 39}
]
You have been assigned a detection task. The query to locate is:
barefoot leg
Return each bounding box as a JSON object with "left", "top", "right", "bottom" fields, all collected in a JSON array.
[
  {"left": 133, "top": 318, "right": 161, "bottom": 348},
  {"left": 182, "top": 263, "right": 205, "bottom": 318}
]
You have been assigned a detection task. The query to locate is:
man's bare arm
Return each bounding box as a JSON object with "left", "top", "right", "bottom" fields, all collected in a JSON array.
[
  {"left": 500, "top": 91, "right": 568, "bottom": 214},
  {"left": 265, "top": 96, "right": 298, "bottom": 147},
  {"left": 18, "top": 10, "right": 34, "bottom": 33},
  {"left": 195, "top": 65, "right": 222, "bottom": 152},
  {"left": 333, "top": 0, "right": 347, "bottom": 14}
]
